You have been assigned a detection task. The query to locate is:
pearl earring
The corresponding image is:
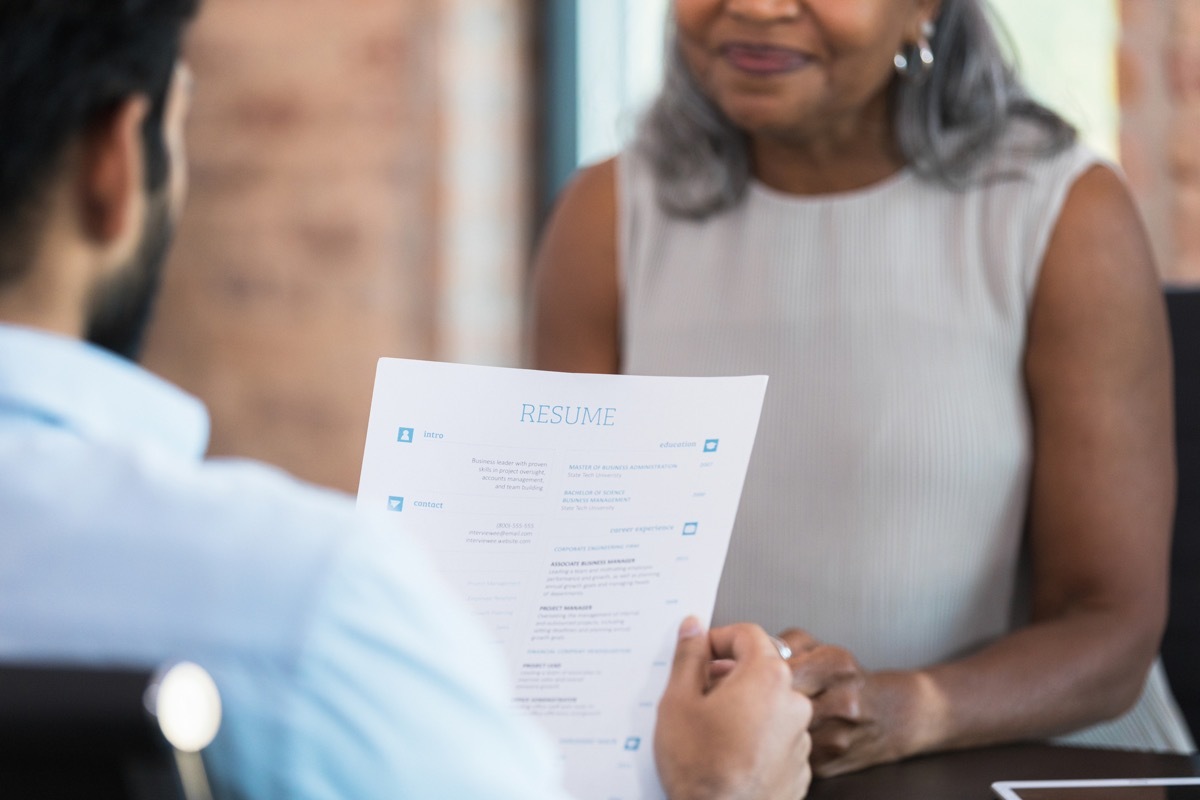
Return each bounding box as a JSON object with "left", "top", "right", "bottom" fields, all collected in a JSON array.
[{"left": 894, "top": 20, "right": 936, "bottom": 80}]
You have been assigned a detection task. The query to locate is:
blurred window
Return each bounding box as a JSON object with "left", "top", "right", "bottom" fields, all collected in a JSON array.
[
  {"left": 575, "top": 0, "right": 670, "bottom": 168},
  {"left": 989, "top": 0, "right": 1120, "bottom": 159}
]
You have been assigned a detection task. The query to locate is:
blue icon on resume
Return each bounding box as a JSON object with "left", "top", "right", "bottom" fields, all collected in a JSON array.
[
  {"left": 397, "top": 427, "right": 415, "bottom": 443},
  {"left": 682, "top": 522, "right": 698, "bottom": 536},
  {"left": 624, "top": 737, "right": 641, "bottom": 751},
  {"left": 387, "top": 496, "right": 405, "bottom": 512},
  {"left": 704, "top": 439, "right": 719, "bottom": 453}
]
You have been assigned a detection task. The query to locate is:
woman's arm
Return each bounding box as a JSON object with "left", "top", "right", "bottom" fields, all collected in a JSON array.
[
  {"left": 784, "top": 164, "right": 1176, "bottom": 776},
  {"left": 930, "top": 162, "right": 1174, "bottom": 742},
  {"left": 527, "top": 158, "right": 622, "bottom": 374}
]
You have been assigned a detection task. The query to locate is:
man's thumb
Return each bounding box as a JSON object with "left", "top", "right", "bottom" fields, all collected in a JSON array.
[{"left": 666, "top": 616, "right": 710, "bottom": 696}]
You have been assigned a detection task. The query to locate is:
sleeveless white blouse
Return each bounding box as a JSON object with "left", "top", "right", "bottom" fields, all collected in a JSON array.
[{"left": 617, "top": 126, "right": 1194, "bottom": 752}]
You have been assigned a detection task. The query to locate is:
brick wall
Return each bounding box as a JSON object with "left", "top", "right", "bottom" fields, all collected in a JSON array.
[
  {"left": 1121, "top": 0, "right": 1200, "bottom": 282},
  {"left": 141, "top": 0, "right": 530, "bottom": 493}
]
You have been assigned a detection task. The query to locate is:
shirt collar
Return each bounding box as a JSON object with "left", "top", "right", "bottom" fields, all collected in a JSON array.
[{"left": 0, "top": 323, "right": 210, "bottom": 459}]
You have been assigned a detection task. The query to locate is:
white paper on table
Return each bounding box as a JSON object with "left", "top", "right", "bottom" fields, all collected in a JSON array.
[{"left": 356, "top": 359, "right": 768, "bottom": 800}]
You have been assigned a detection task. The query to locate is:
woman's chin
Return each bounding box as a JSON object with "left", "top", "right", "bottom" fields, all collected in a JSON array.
[
  {"left": 724, "top": 109, "right": 809, "bottom": 141},
  {"left": 711, "top": 93, "right": 813, "bottom": 138}
]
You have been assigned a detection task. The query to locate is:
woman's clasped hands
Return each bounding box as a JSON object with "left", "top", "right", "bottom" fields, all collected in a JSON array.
[{"left": 778, "top": 629, "right": 949, "bottom": 778}]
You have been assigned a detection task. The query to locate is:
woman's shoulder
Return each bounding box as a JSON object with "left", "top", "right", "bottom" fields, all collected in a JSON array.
[{"left": 573, "top": 156, "right": 619, "bottom": 193}]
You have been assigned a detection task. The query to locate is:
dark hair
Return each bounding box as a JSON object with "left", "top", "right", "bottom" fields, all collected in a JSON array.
[
  {"left": 639, "top": 0, "right": 1077, "bottom": 218},
  {"left": 0, "top": 0, "right": 200, "bottom": 285}
]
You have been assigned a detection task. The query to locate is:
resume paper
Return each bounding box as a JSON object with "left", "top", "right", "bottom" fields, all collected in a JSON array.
[{"left": 356, "top": 359, "right": 767, "bottom": 799}]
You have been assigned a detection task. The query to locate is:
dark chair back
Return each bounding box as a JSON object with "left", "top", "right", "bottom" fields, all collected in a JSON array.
[
  {"left": 1164, "top": 287, "right": 1200, "bottom": 740},
  {"left": 0, "top": 662, "right": 219, "bottom": 800}
]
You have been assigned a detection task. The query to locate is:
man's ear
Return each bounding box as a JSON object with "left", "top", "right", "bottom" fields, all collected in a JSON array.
[{"left": 79, "top": 95, "right": 150, "bottom": 245}]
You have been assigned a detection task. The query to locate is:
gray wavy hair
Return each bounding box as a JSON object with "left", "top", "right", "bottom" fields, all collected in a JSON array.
[{"left": 636, "top": 0, "right": 1077, "bottom": 218}]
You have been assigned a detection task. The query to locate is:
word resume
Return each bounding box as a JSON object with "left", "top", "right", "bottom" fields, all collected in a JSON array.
[{"left": 356, "top": 359, "right": 768, "bottom": 799}]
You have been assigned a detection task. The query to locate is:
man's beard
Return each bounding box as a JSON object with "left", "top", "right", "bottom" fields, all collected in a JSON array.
[{"left": 84, "top": 191, "right": 174, "bottom": 362}]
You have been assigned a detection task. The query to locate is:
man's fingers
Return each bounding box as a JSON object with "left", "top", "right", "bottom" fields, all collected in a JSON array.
[
  {"left": 707, "top": 658, "right": 736, "bottom": 685},
  {"left": 665, "top": 616, "right": 712, "bottom": 697},
  {"left": 708, "top": 622, "right": 785, "bottom": 663},
  {"left": 797, "top": 727, "right": 814, "bottom": 762}
]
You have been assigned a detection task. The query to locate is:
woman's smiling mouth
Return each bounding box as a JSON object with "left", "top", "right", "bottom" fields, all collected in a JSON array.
[{"left": 720, "top": 43, "right": 812, "bottom": 75}]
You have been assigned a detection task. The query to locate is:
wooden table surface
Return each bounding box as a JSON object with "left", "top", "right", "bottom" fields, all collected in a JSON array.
[{"left": 806, "top": 744, "right": 1200, "bottom": 800}]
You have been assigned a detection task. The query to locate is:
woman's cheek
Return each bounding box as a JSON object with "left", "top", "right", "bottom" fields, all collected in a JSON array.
[{"left": 673, "top": 0, "right": 720, "bottom": 42}]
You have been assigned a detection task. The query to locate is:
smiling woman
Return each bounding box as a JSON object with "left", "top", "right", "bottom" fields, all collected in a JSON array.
[
  {"left": 532, "top": 0, "right": 1194, "bottom": 779},
  {"left": 566, "top": 0, "right": 1118, "bottom": 171},
  {"left": 673, "top": 0, "right": 935, "bottom": 148}
]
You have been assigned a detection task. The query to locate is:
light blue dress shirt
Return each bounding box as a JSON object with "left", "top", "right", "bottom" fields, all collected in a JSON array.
[{"left": 0, "top": 323, "right": 572, "bottom": 800}]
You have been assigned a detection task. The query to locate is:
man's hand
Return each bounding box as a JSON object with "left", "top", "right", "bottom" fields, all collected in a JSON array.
[
  {"left": 779, "top": 629, "right": 942, "bottom": 777},
  {"left": 656, "top": 618, "right": 813, "bottom": 800}
]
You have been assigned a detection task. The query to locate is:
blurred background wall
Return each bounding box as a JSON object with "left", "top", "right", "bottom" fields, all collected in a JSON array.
[
  {"left": 1122, "top": 0, "right": 1200, "bottom": 283},
  {"left": 143, "top": 0, "right": 529, "bottom": 493},
  {"left": 141, "top": 0, "right": 1197, "bottom": 495}
]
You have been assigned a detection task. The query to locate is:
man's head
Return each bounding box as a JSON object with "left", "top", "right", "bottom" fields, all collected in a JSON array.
[{"left": 0, "top": 0, "right": 200, "bottom": 359}]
